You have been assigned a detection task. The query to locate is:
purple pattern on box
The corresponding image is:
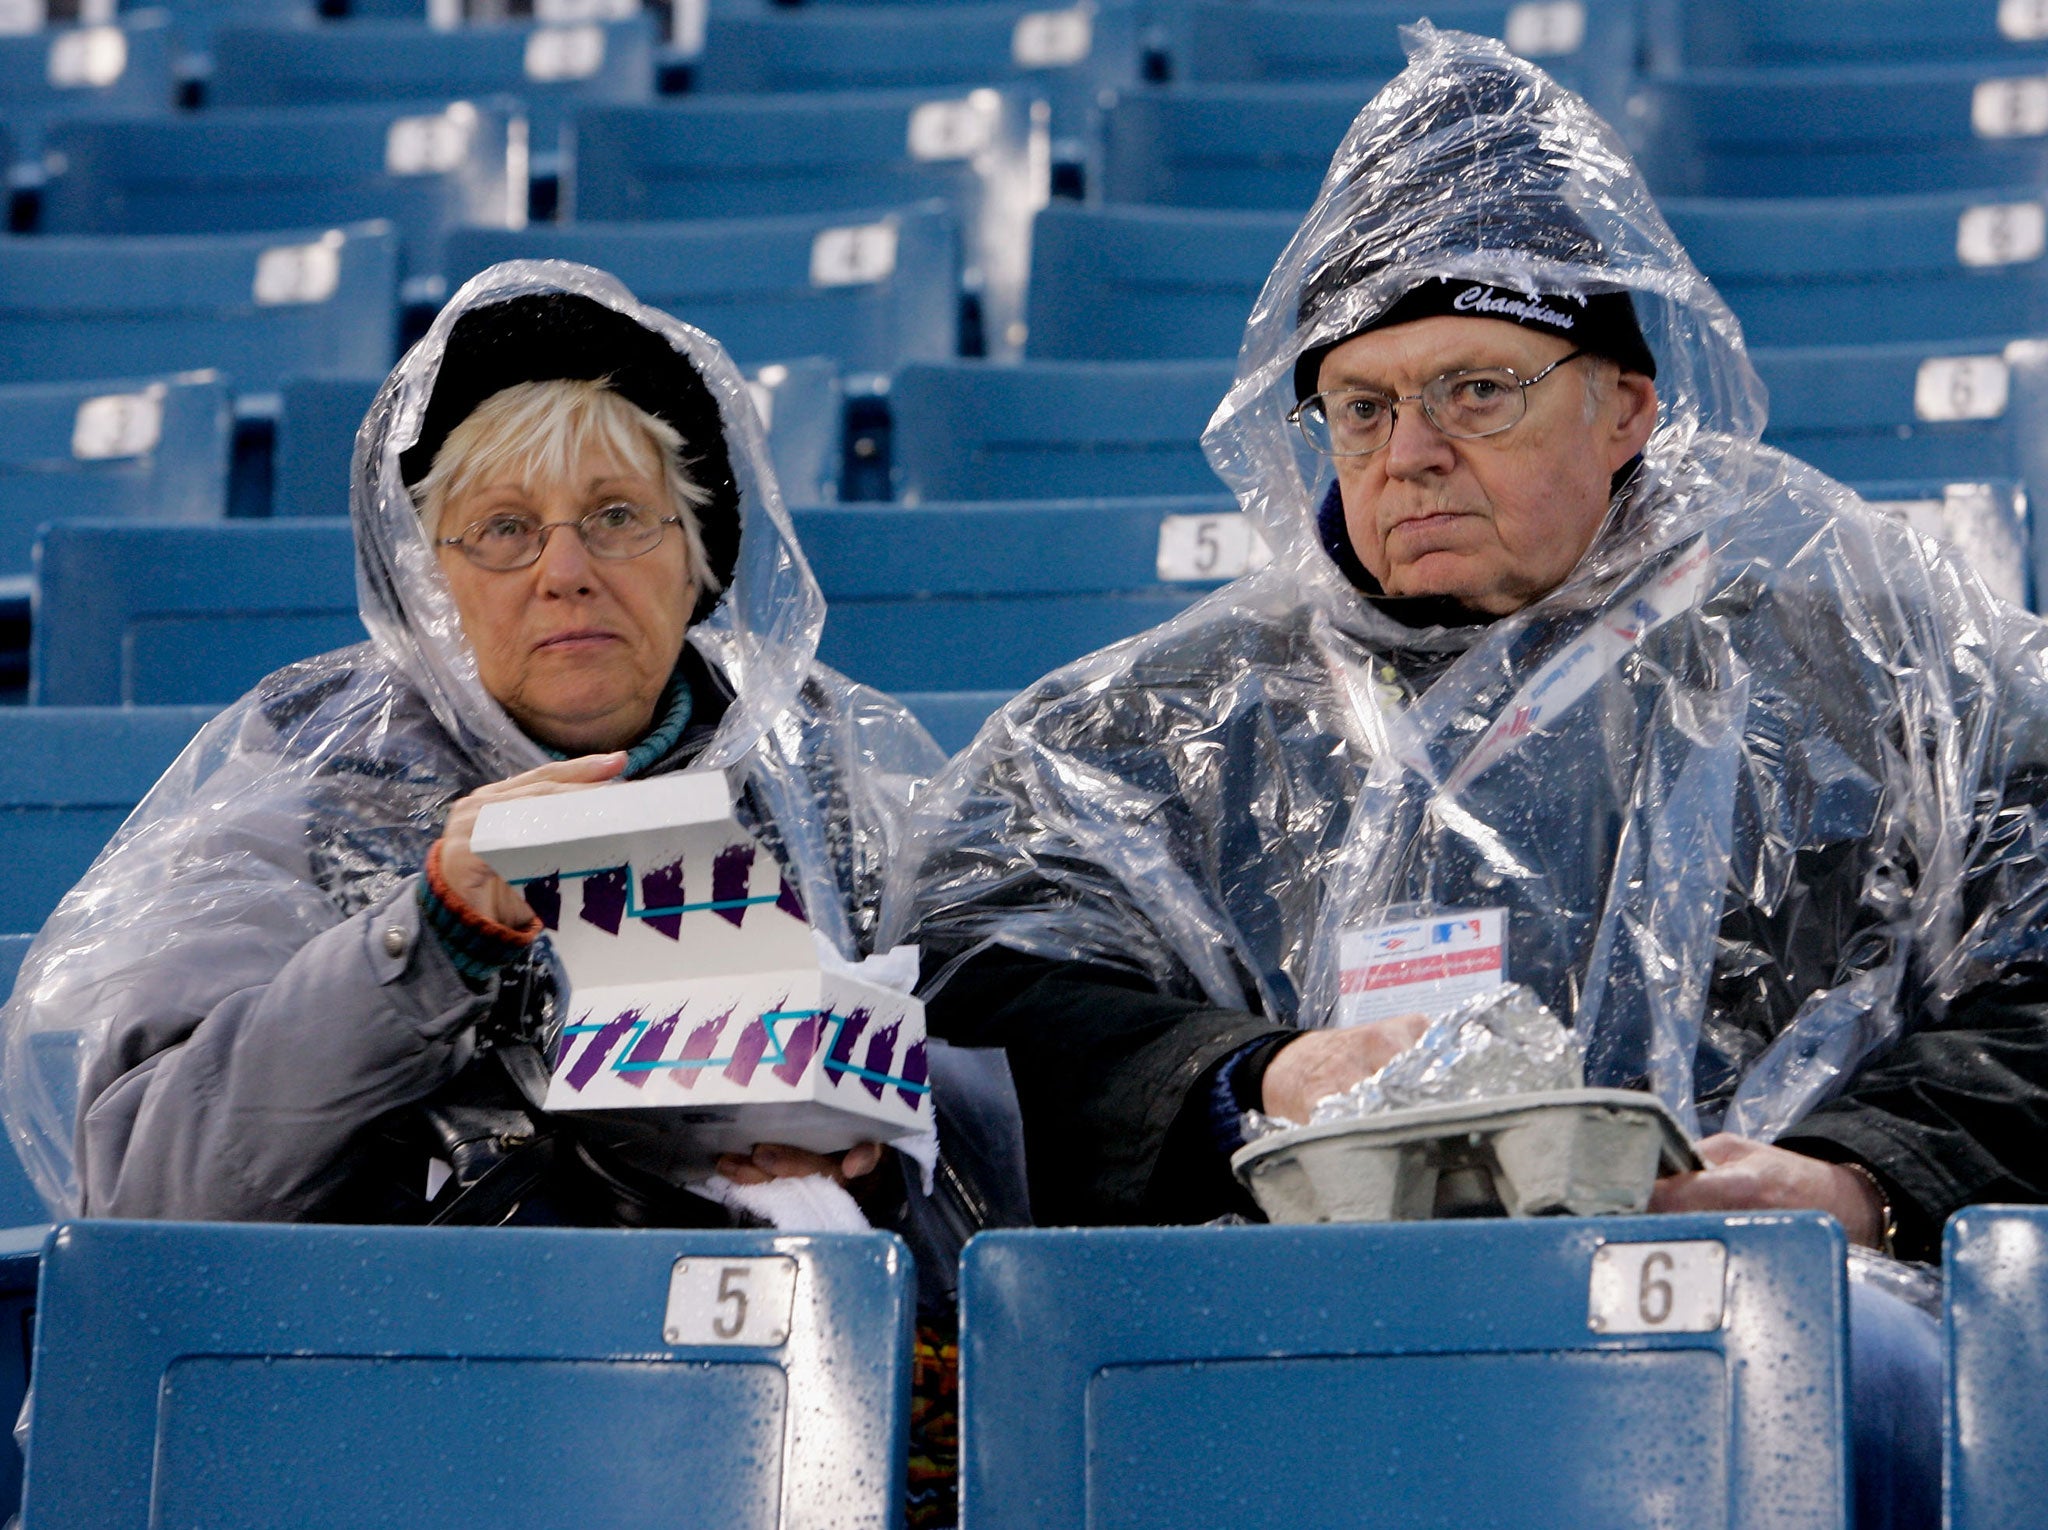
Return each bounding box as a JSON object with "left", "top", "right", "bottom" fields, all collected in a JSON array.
[
  {"left": 859, "top": 1020, "right": 901, "bottom": 1100},
  {"left": 723, "top": 1014, "right": 771, "bottom": 1085},
  {"left": 579, "top": 867, "right": 627, "bottom": 935},
  {"left": 898, "top": 1041, "right": 929, "bottom": 1109},
  {"left": 770, "top": 1012, "right": 823, "bottom": 1085},
  {"left": 711, "top": 843, "right": 756, "bottom": 928},
  {"left": 826, "top": 1007, "right": 871, "bottom": 1088},
  {"left": 524, "top": 873, "right": 561, "bottom": 931},
  {"left": 639, "top": 856, "right": 685, "bottom": 940},
  {"left": 564, "top": 1009, "right": 641, "bottom": 1091},
  {"left": 619, "top": 1007, "right": 682, "bottom": 1090},
  {"left": 670, "top": 1008, "right": 733, "bottom": 1091},
  {"left": 775, "top": 877, "right": 806, "bottom": 921}
]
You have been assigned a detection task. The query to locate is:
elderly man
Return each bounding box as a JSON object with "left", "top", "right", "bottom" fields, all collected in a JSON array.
[{"left": 886, "top": 28, "right": 2048, "bottom": 1527}]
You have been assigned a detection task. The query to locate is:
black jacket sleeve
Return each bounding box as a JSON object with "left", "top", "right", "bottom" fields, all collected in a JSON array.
[{"left": 924, "top": 946, "right": 1283, "bottom": 1225}]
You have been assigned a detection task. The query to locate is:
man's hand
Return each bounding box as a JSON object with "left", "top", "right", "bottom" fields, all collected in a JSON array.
[
  {"left": 1260, "top": 1013, "right": 1431, "bottom": 1123},
  {"left": 1649, "top": 1133, "right": 1885, "bottom": 1247},
  {"left": 437, "top": 753, "right": 627, "bottom": 927},
  {"left": 716, "top": 1142, "right": 885, "bottom": 1188}
]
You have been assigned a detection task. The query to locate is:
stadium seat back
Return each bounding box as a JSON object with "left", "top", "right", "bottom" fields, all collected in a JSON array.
[
  {"left": 896, "top": 688, "right": 1006, "bottom": 752},
  {"left": 207, "top": 18, "right": 655, "bottom": 148},
  {"left": 1945, "top": 1206, "right": 2048, "bottom": 1530},
  {"left": 443, "top": 202, "right": 960, "bottom": 374},
  {"left": 38, "top": 102, "right": 520, "bottom": 285},
  {"left": 796, "top": 495, "right": 1250, "bottom": 690},
  {"left": 961, "top": 1216, "right": 1849, "bottom": 1529},
  {"left": 1849, "top": 477, "right": 2033, "bottom": 611},
  {"left": 0, "top": 1227, "right": 44, "bottom": 1529},
  {"left": 1099, "top": 81, "right": 1376, "bottom": 210},
  {"left": 32, "top": 520, "right": 363, "bottom": 705},
  {"left": 889, "top": 358, "right": 1233, "bottom": 501},
  {"left": 22, "top": 1222, "right": 911, "bottom": 1530},
  {"left": 1025, "top": 201, "right": 1292, "bottom": 361},
  {"left": 1631, "top": 65, "right": 2048, "bottom": 199},
  {"left": 0, "top": 705, "right": 222, "bottom": 932},
  {"left": 0, "top": 222, "right": 401, "bottom": 392},
  {"left": 0, "top": 372, "right": 230, "bottom": 586},
  {"left": 1664, "top": 191, "right": 2048, "bottom": 349},
  {"left": 0, "top": 17, "right": 174, "bottom": 134},
  {"left": 1157, "top": 0, "right": 1632, "bottom": 120},
  {"left": 1667, "top": 0, "right": 2048, "bottom": 70}
]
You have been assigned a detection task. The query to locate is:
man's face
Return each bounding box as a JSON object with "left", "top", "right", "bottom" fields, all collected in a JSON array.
[{"left": 1318, "top": 315, "right": 1658, "bottom": 616}]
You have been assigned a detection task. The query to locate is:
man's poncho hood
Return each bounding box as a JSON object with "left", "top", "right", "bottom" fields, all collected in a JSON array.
[
  {"left": 884, "top": 29, "right": 2048, "bottom": 1154},
  {"left": 0, "top": 263, "right": 941, "bottom": 1214}
]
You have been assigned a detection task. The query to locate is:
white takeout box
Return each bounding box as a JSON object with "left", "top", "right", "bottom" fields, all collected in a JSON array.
[{"left": 470, "top": 771, "right": 931, "bottom": 1158}]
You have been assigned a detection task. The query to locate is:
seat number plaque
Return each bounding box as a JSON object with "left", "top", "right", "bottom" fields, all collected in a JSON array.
[
  {"left": 665, "top": 1255, "right": 798, "bottom": 1348},
  {"left": 1588, "top": 1240, "right": 1727, "bottom": 1335}
]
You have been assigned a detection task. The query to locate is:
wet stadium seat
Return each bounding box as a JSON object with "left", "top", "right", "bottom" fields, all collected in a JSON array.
[
  {"left": 33, "top": 499, "right": 1255, "bottom": 700},
  {"left": 0, "top": 705, "right": 220, "bottom": 931},
  {"left": 21, "top": 1222, "right": 911, "bottom": 1530},
  {"left": 897, "top": 688, "right": 1005, "bottom": 752},
  {"left": 444, "top": 201, "right": 960, "bottom": 374},
  {"left": 1098, "top": 80, "right": 1376, "bottom": 210},
  {"left": 0, "top": 16, "right": 174, "bottom": 140},
  {"left": 571, "top": 85, "right": 1034, "bottom": 225},
  {"left": 1629, "top": 63, "right": 2048, "bottom": 200},
  {"left": 0, "top": 372, "right": 230, "bottom": 592},
  {"left": 1662, "top": 191, "right": 2048, "bottom": 350},
  {"left": 688, "top": 0, "right": 1138, "bottom": 143},
  {"left": 207, "top": 17, "right": 656, "bottom": 150},
  {"left": 37, "top": 101, "right": 521, "bottom": 292},
  {"left": 889, "top": 358, "right": 1232, "bottom": 501},
  {"left": 1752, "top": 337, "right": 2048, "bottom": 604},
  {"left": 1024, "top": 201, "right": 1293, "bottom": 360},
  {"left": 1153, "top": 0, "right": 1632, "bottom": 120},
  {"left": 273, "top": 356, "right": 844, "bottom": 517},
  {"left": 1944, "top": 1206, "right": 2048, "bottom": 1530},
  {"left": 0, "top": 222, "right": 402, "bottom": 392},
  {"left": 1658, "top": 0, "right": 2048, "bottom": 71},
  {"left": 961, "top": 1216, "right": 1850, "bottom": 1529}
]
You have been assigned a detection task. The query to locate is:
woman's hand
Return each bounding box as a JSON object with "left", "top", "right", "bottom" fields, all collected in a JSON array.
[
  {"left": 437, "top": 753, "right": 627, "bottom": 927},
  {"left": 1649, "top": 1133, "right": 1886, "bottom": 1247},
  {"left": 716, "top": 1142, "right": 886, "bottom": 1187},
  {"left": 1260, "top": 1012, "right": 1432, "bottom": 1123}
]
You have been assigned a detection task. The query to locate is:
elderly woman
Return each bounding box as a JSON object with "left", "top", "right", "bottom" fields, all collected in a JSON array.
[{"left": 0, "top": 265, "right": 1021, "bottom": 1266}]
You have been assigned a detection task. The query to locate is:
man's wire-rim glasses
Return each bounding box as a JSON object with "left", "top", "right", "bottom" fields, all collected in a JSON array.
[
  {"left": 439, "top": 502, "right": 683, "bottom": 571},
  {"left": 1289, "top": 349, "right": 1591, "bottom": 457}
]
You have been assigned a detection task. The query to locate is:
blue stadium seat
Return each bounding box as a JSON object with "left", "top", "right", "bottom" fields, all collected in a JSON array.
[
  {"left": 889, "top": 358, "right": 1232, "bottom": 501},
  {"left": 207, "top": 18, "right": 656, "bottom": 151},
  {"left": 689, "top": 1, "right": 1138, "bottom": 143},
  {"left": 1630, "top": 63, "right": 2048, "bottom": 199},
  {"left": 1098, "top": 80, "right": 1374, "bottom": 210},
  {"left": 571, "top": 86, "right": 1033, "bottom": 224},
  {"left": 0, "top": 704, "right": 220, "bottom": 931},
  {"left": 0, "top": 372, "right": 230, "bottom": 591},
  {"left": 799, "top": 495, "right": 1249, "bottom": 690},
  {"left": 0, "top": 221, "right": 401, "bottom": 392},
  {"left": 897, "top": 687, "right": 1005, "bottom": 752},
  {"left": 1662, "top": 0, "right": 2048, "bottom": 70},
  {"left": 1154, "top": 0, "right": 1633, "bottom": 121},
  {"left": 33, "top": 520, "right": 362, "bottom": 705},
  {"left": 0, "top": 1226, "right": 42, "bottom": 1530},
  {"left": 0, "top": 16, "right": 174, "bottom": 141},
  {"left": 444, "top": 202, "right": 960, "bottom": 374},
  {"left": 22, "top": 1222, "right": 910, "bottom": 1530},
  {"left": 33, "top": 499, "right": 1255, "bottom": 699},
  {"left": 1663, "top": 191, "right": 2048, "bottom": 350},
  {"left": 961, "top": 1216, "right": 1849, "bottom": 1529},
  {"left": 1850, "top": 477, "right": 2032, "bottom": 610},
  {"left": 273, "top": 356, "right": 844, "bottom": 517},
  {"left": 1944, "top": 1205, "right": 2048, "bottom": 1530},
  {"left": 1025, "top": 201, "right": 1293, "bottom": 360},
  {"left": 37, "top": 101, "right": 521, "bottom": 292}
]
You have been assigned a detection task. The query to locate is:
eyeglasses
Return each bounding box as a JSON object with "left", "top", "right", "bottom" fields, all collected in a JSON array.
[
  {"left": 1289, "top": 349, "right": 1590, "bottom": 458},
  {"left": 439, "top": 502, "right": 682, "bottom": 571}
]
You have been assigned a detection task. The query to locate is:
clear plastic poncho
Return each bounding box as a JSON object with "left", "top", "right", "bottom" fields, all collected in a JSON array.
[
  {"left": 1, "top": 261, "right": 944, "bottom": 1215},
  {"left": 884, "top": 27, "right": 2048, "bottom": 1145}
]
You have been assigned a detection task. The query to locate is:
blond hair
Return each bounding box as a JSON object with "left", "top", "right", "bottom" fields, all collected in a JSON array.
[{"left": 412, "top": 376, "right": 722, "bottom": 606}]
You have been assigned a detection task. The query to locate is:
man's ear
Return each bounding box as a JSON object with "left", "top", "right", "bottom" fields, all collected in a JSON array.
[{"left": 1606, "top": 372, "right": 1659, "bottom": 469}]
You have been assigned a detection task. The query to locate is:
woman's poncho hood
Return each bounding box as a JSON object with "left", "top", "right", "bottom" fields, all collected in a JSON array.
[{"left": 0, "top": 262, "right": 940, "bottom": 1214}]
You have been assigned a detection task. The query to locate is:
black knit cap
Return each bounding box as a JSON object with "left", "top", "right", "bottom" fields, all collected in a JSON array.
[
  {"left": 1289, "top": 54, "right": 1657, "bottom": 401},
  {"left": 401, "top": 291, "right": 742, "bottom": 623}
]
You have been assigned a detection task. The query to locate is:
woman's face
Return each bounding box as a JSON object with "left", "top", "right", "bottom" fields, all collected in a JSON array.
[{"left": 435, "top": 430, "right": 694, "bottom": 755}]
